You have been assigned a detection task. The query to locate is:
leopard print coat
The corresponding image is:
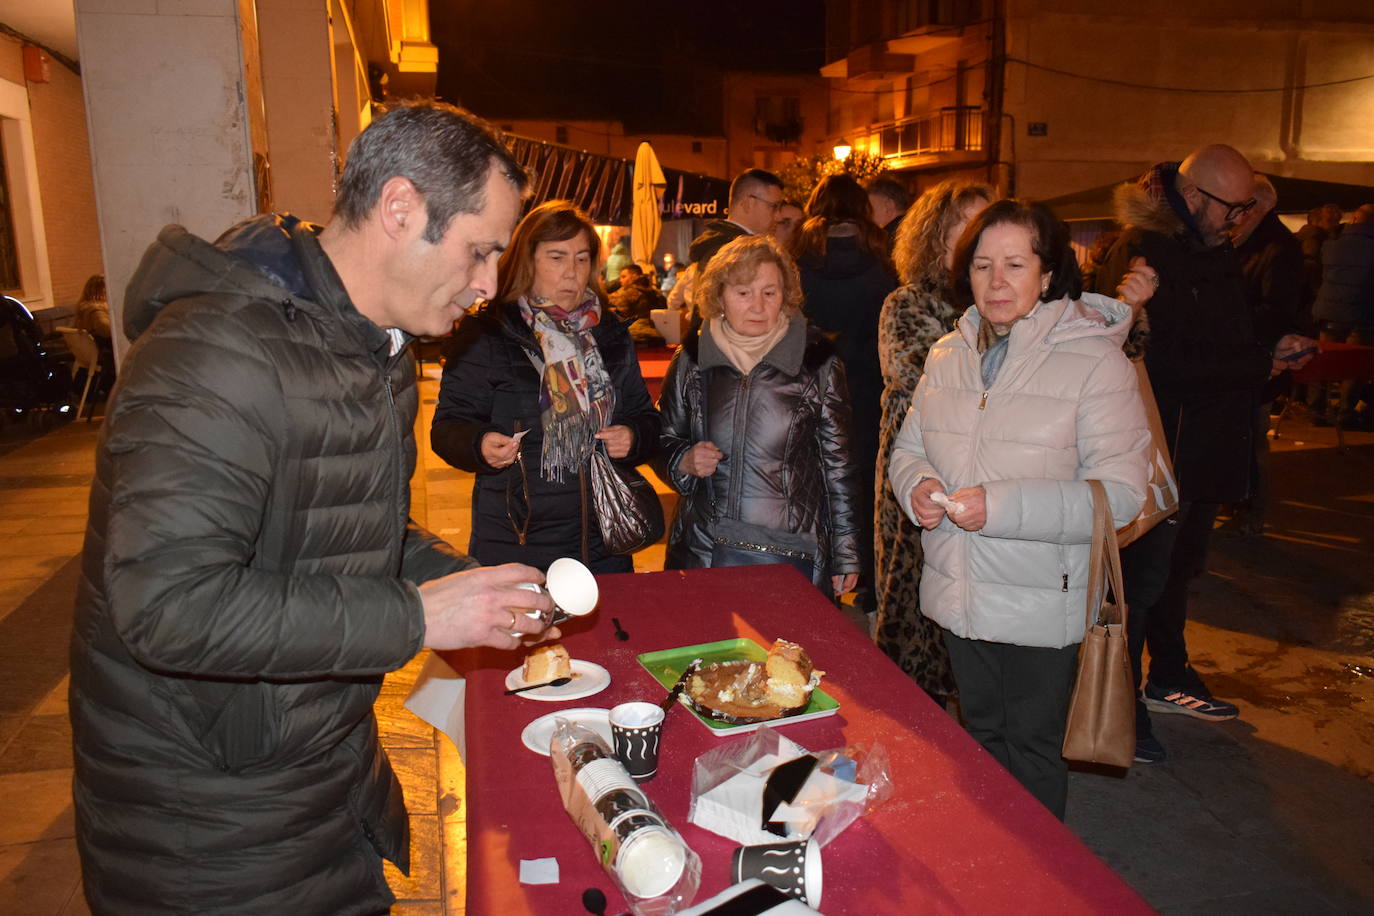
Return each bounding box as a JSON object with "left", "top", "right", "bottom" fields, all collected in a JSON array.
[{"left": 873, "top": 280, "right": 960, "bottom": 699}]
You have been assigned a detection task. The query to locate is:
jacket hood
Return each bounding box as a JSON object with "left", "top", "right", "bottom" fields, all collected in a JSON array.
[
  {"left": 122, "top": 214, "right": 322, "bottom": 341},
  {"left": 1112, "top": 180, "right": 1186, "bottom": 238},
  {"left": 958, "top": 292, "right": 1133, "bottom": 351},
  {"left": 688, "top": 220, "right": 749, "bottom": 263}
]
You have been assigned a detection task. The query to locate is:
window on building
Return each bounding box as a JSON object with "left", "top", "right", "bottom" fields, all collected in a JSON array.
[
  {"left": 754, "top": 95, "right": 804, "bottom": 146},
  {"left": 691, "top": 140, "right": 702, "bottom": 154},
  {"left": 0, "top": 129, "right": 23, "bottom": 292},
  {"left": 555, "top": 125, "right": 569, "bottom": 145},
  {"left": 893, "top": 0, "right": 979, "bottom": 33},
  {"left": 0, "top": 77, "right": 54, "bottom": 309}
]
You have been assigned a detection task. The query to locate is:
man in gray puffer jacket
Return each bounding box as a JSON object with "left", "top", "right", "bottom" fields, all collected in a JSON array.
[{"left": 70, "top": 102, "right": 560, "bottom": 915}]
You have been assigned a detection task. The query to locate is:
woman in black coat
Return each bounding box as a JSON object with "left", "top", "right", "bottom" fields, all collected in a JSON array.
[
  {"left": 792, "top": 174, "right": 898, "bottom": 605},
  {"left": 432, "top": 201, "right": 660, "bottom": 573},
  {"left": 655, "top": 235, "right": 861, "bottom": 596}
]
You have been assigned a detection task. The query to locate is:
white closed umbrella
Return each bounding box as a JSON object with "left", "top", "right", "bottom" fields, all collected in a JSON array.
[{"left": 631, "top": 141, "right": 666, "bottom": 274}]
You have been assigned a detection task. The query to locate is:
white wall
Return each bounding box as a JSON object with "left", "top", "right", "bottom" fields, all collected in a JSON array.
[{"left": 76, "top": 0, "right": 260, "bottom": 362}]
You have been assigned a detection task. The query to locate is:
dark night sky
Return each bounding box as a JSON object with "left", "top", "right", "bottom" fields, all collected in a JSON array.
[{"left": 431, "top": 0, "right": 826, "bottom": 135}]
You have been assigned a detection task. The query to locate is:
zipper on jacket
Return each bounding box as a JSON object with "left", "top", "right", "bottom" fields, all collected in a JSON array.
[
  {"left": 960, "top": 362, "right": 996, "bottom": 622},
  {"left": 383, "top": 369, "right": 406, "bottom": 568},
  {"left": 727, "top": 374, "right": 751, "bottom": 519},
  {"left": 1061, "top": 572, "right": 1069, "bottom": 592}
]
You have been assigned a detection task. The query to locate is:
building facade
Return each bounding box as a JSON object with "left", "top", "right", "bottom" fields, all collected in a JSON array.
[{"left": 821, "top": 0, "right": 1374, "bottom": 199}]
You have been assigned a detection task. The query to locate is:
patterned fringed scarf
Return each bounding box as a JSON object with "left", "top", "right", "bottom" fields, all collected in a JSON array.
[{"left": 520, "top": 292, "right": 615, "bottom": 483}]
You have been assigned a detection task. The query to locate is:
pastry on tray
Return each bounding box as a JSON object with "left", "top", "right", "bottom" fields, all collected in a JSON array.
[
  {"left": 684, "top": 639, "right": 824, "bottom": 724},
  {"left": 523, "top": 643, "right": 572, "bottom": 683}
]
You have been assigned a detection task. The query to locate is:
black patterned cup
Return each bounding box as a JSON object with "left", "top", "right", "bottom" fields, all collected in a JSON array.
[
  {"left": 609, "top": 701, "right": 665, "bottom": 781},
  {"left": 731, "top": 839, "right": 822, "bottom": 906}
]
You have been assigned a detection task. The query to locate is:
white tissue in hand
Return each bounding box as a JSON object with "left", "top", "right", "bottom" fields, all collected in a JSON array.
[{"left": 930, "top": 490, "right": 966, "bottom": 516}]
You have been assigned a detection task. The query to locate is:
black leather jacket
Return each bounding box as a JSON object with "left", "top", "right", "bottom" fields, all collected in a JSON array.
[{"left": 654, "top": 317, "right": 861, "bottom": 584}]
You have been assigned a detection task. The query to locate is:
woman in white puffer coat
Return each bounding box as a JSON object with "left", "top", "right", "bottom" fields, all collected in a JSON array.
[{"left": 889, "top": 199, "right": 1155, "bottom": 819}]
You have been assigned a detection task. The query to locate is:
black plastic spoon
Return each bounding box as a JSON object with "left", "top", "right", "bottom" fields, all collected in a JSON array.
[
  {"left": 611, "top": 617, "right": 630, "bottom": 641},
  {"left": 503, "top": 676, "right": 572, "bottom": 695}
]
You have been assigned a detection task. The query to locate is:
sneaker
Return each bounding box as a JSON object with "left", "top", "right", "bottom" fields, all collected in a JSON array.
[
  {"left": 1134, "top": 733, "right": 1167, "bottom": 765},
  {"left": 1142, "top": 682, "right": 1239, "bottom": 721}
]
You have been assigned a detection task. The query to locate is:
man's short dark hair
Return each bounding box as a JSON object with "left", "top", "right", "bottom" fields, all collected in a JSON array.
[
  {"left": 950, "top": 199, "right": 1082, "bottom": 309},
  {"left": 334, "top": 100, "right": 528, "bottom": 243},
  {"left": 728, "top": 168, "right": 783, "bottom": 206},
  {"left": 866, "top": 177, "right": 910, "bottom": 212},
  {"left": 621, "top": 264, "right": 645, "bottom": 277}
]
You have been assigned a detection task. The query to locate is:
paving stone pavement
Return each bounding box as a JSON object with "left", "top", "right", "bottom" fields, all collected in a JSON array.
[{"left": 1, "top": 383, "right": 1371, "bottom": 915}]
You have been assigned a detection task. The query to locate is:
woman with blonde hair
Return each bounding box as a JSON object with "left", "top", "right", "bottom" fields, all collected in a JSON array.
[
  {"left": 873, "top": 180, "right": 992, "bottom": 705},
  {"left": 656, "top": 235, "right": 861, "bottom": 596}
]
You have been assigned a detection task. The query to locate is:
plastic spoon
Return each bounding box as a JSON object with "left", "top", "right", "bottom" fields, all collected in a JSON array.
[{"left": 503, "top": 677, "right": 572, "bottom": 695}]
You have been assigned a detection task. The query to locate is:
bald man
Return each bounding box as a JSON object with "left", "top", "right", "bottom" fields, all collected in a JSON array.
[{"left": 1090, "top": 144, "right": 1312, "bottom": 764}]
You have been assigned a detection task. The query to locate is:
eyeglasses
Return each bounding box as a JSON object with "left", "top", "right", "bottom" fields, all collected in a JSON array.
[
  {"left": 1194, "top": 184, "right": 1257, "bottom": 222},
  {"left": 748, "top": 193, "right": 782, "bottom": 213}
]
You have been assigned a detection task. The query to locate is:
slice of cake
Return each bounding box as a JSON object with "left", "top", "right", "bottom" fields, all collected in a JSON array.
[
  {"left": 764, "top": 639, "right": 822, "bottom": 709},
  {"left": 523, "top": 643, "right": 572, "bottom": 683}
]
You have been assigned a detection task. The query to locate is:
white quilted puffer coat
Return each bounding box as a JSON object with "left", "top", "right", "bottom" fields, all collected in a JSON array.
[{"left": 888, "top": 293, "right": 1150, "bottom": 649}]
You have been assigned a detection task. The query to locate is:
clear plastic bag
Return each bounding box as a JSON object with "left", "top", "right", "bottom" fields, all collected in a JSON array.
[
  {"left": 550, "top": 719, "right": 702, "bottom": 916},
  {"left": 688, "top": 725, "right": 894, "bottom": 848}
]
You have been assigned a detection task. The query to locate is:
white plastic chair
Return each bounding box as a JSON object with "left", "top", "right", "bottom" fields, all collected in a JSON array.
[{"left": 57, "top": 327, "right": 103, "bottom": 422}]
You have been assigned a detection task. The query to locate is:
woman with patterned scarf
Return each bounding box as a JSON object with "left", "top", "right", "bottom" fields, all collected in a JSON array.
[{"left": 432, "top": 201, "right": 661, "bottom": 573}]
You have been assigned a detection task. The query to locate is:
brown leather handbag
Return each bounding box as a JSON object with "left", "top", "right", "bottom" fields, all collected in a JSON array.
[{"left": 1061, "top": 479, "right": 1136, "bottom": 769}]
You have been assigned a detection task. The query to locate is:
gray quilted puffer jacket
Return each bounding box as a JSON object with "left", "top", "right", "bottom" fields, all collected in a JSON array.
[
  {"left": 69, "top": 216, "right": 473, "bottom": 914},
  {"left": 654, "top": 316, "right": 861, "bottom": 588}
]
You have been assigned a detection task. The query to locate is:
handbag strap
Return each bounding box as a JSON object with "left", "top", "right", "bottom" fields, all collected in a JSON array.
[{"left": 1085, "top": 479, "right": 1128, "bottom": 632}]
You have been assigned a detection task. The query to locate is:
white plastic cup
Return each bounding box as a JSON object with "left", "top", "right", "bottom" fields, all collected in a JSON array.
[
  {"left": 516, "top": 557, "right": 599, "bottom": 628},
  {"left": 616, "top": 824, "right": 686, "bottom": 899},
  {"left": 609, "top": 701, "right": 665, "bottom": 781}
]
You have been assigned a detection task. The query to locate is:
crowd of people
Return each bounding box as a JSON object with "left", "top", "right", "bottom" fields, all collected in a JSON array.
[{"left": 69, "top": 97, "right": 1369, "bottom": 910}]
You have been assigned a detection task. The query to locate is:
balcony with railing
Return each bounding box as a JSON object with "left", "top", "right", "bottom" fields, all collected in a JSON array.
[{"left": 839, "top": 106, "right": 985, "bottom": 171}]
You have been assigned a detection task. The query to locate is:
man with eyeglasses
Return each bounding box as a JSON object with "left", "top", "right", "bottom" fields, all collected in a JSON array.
[
  {"left": 682, "top": 169, "right": 785, "bottom": 328},
  {"left": 1089, "top": 144, "right": 1313, "bottom": 765}
]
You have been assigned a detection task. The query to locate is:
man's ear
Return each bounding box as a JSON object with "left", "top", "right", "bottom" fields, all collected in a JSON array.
[
  {"left": 377, "top": 176, "right": 422, "bottom": 240},
  {"left": 1176, "top": 178, "right": 1199, "bottom": 208}
]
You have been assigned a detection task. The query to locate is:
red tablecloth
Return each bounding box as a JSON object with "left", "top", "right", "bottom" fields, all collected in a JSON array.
[{"left": 449, "top": 565, "right": 1149, "bottom": 915}]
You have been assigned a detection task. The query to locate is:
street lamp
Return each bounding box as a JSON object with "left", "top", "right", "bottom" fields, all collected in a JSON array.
[{"left": 832, "top": 139, "right": 852, "bottom": 161}]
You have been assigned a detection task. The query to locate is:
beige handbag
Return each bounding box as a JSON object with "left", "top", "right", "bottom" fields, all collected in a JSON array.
[
  {"left": 1116, "top": 361, "right": 1179, "bottom": 548},
  {"left": 1061, "top": 479, "right": 1136, "bottom": 769}
]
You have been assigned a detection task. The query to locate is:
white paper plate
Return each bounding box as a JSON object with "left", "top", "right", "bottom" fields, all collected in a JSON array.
[
  {"left": 504, "top": 659, "right": 611, "bottom": 701},
  {"left": 521, "top": 707, "right": 612, "bottom": 756}
]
